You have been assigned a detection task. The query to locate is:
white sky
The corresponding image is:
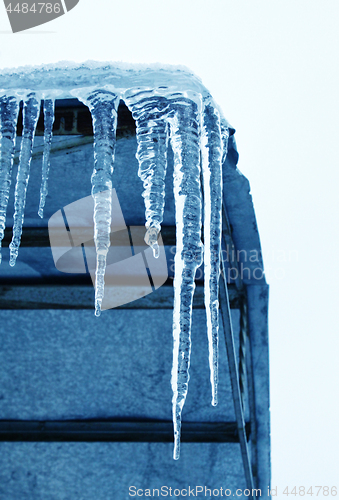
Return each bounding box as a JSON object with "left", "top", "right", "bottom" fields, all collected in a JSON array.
[{"left": 1, "top": 0, "right": 338, "bottom": 496}]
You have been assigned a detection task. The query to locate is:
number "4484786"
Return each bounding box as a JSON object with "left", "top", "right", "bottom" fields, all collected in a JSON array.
[
  {"left": 283, "top": 486, "right": 337, "bottom": 496},
  {"left": 6, "top": 3, "right": 61, "bottom": 14}
]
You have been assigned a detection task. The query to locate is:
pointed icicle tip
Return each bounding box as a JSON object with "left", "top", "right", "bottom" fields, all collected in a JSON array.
[
  {"left": 9, "top": 255, "right": 17, "bottom": 267},
  {"left": 152, "top": 242, "right": 160, "bottom": 259},
  {"left": 38, "top": 98, "right": 55, "bottom": 219},
  {"left": 144, "top": 227, "right": 160, "bottom": 258},
  {"left": 125, "top": 93, "right": 168, "bottom": 264},
  {"left": 95, "top": 301, "right": 102, "bottom": 317},
  {"left": 173, "top": 434, "right": 180, "bottom": 460}
]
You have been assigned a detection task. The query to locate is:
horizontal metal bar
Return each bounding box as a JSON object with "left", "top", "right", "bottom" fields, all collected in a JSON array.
[
  {"left": 0, "top": 420, "right": 250, "bottom": 443},
  {"left": 0, "top": 283, "right": 240, "bottom": 310},
  {"left": 2, "top": 226, "right": 177, "bottom": 247}
]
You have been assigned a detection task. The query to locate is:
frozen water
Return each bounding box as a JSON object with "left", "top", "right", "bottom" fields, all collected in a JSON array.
[
  {"left": 0, "top": 62, "right": 231, "bottom": 459},
  {"left": 75, "top": 88, "right": 119, "bottom": 317},
  {"left": 0, "top": 61, "right": 205, "bottom": 97},
  {"left": 0, "top": 95, "right": 19, "bottom": 264},
  {"left": 124, "top": 92, "right": 170, "bottom": 258},
  {"left": 38, "top": 99, "right": 55, "bottom": 219},
  {"left": 125, "top": 89, "right": 225, "bottom": 458},
  {"left": 167, "top": 95, "right": 203, "bottom": 459},
  {"left": 201, "top": 98, "right": 225, "bottom": 407},
  {"left": 9, "top": 93, "right": 40, "bottom": 266}
]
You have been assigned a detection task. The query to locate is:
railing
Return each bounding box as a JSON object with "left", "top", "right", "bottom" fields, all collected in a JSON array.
[{"left": 0, "top": 216, "right": 259, "bottom": 496}]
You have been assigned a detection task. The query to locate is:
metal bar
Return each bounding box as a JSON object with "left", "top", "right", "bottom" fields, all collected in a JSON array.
[
  {"left": 222, "top": 204, "right": 243, "bottom": 292},
  {"left": 1, "top": 226, "right": 178, "bottom": 247},
  {"left": 0, "top": 421, "right": 250, "bottom": 443},
  {"left": 244, "top": 291, "right": 259, "bottom": 488},
  {"left": 201, "top": 167, "right": 254, "bottom": 490},
  {"left": 221, "top": 202, "right": 255, "bottom": 492},
  {"left": 0, "top": 283, "right": 240, "bottom": 310},
  {"left": 219, "top": 261, "right": 255, "bottom": 496},
  {"left": 239, "top": 296, "right": 247, "bottom": 410}
]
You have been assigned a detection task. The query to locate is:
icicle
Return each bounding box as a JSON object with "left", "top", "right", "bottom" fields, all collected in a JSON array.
[
  {"left": 220, "top": 118, "right": 230, "bottom": 164},
  {"left": 0, "top": 95, "right": 19, "bottom": 264},
  {"left": 125, "top": 94, "right": 169, "bottom": 258},
  {"left": 9, "top": 94, "right": 40, "bottom": 266},
  {"left": 0, "top": 65, "right": 239, "bottom": 461},
  {"left": 79, "top": 89, "right": 119, "bottom": 317},
  {"left": 168, "top": 96, "right": 203, "bottom": 460},
  {"left": 201, "top": 99, "right": 224, "bottom": 407},
  {"left": 38, "top": 99, "right": 55, "bottom": 218}
]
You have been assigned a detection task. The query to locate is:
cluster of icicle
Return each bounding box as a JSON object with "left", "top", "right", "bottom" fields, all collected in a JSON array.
[{"left": 0, "top": 80, "right": 229, "bottom": 461}]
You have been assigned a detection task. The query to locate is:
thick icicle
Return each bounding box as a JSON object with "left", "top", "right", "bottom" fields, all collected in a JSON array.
[
  {"left": 0, "top": 96, "right": 19, "bottom": 264},
  {"left": 9, "top": 94, "right": 40, "bottom": 266},
  {"left": 168, "top": 96, "right": 203, "bottom": 460},
  {"left": 125, "top": 94, "right": 169, "bottom": 258},
  {"left": 81, "top": 89, "right": 119, "bottom": 317},
  {"left": 201, "top": 99, "right": 224, "bottom": 407},
  {"left": 38, "top": 99, "right": 55, "bottom": 218}
]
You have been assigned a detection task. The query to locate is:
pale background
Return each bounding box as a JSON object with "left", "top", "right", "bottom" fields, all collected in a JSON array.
[{"left": 0, "top": 0, "right": 338, "bottom": 496}]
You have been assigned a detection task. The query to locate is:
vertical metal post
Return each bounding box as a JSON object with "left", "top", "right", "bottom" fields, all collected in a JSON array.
[
  {"left": 243, "top": 293, "right": 259, "bottom": 488},
  {"left": 220, "top": 200, "right": 255, "bottom": 495},
  {"left": 219, "top": 268, "right": 254, "bottom": 495},
  {"left": 239, "top": 296, "right": 247, "bottom": 410}
]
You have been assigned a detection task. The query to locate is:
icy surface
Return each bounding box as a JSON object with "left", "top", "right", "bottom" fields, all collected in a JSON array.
[
  {"left": 9, "top": 93, "right": 40, "bottom": 266},
  {"left": 201, "top": 99, "right": 225, "bottom": 407},
  {"left": 0, "top": 95, "right": 19, "bottom": 263},
  {"left": 0, "top": 61, "right": 206, "bottom": 98},
  {"left": 75, "top": 88, "right": 119, "bottom": 317},
  {"left": 168, "top": 96, "right": 203, "bottom": 460},
  {"left": 0, "top": 62, "right": 230, "bottom": 459},
  {"left": 125, "top": 92, "right": 170, "bottom": 258},
  {"left": 125, "top": 89, "right": 214, "bottom": 458},
  {"left": 38, "top": 99, "right": 55, "bottom": 218}
]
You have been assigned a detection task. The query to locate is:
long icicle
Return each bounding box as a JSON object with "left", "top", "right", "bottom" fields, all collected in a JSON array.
[
  {"left": 10, "top": 93, "right": 40, "bottom": 266},
  {"left": 0, "top": 95, "right": 19, "bottom": 264},
  {"left": 38, "top": 98, "right": 55, "bottom": 218},
  {"left": 201, "top": 99, "right": 224, "bottom": 407},
  {"left": 83, "top": 89, "right": 119, "bottom": 317},
  {"left": 168, "top": 96, "right": 203, "bottom": 460},
  {"left": 126, "top": 94, "right": 169, "bottom": 258}
]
